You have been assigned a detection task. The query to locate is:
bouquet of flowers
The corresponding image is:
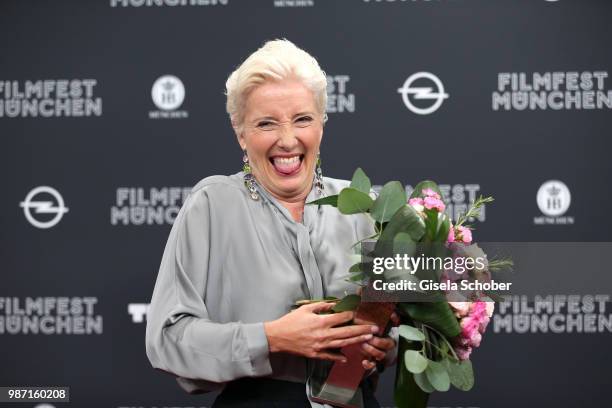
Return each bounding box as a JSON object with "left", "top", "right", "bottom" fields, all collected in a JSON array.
[{"left": 306, "top": 168, "right": 511, "bottom": 408}]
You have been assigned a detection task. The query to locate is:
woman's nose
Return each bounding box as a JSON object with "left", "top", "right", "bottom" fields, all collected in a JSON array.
[{"left": 276, "top": 126, "right": 299, "bottom": 150}]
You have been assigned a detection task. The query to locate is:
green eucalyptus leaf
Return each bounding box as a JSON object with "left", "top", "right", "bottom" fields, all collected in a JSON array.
[
  {"left": 350, "top": 168, "right": 372, "bottom": 194},
  {"left": 331, "top": 294, "right": 361, "bottom": 312},
  {"left": 404, "top": 350, "right": 428, "bottom": 374},
  {"left": 433, "top": 212, "right": 451, "bottom": 243},
  {"left": 443, "top": 358, "right": 474, "bottom": 391},
  {"left": 398, "top": 302, "right": 461, "bottom": 338},
  {"left": 376, "top": 205, "right": 425, "bottom": 257},
  {"left": 348, "top": 272, "right": 365, "bottom": 282},
  {"left": 399, "top": 325, "right": 426, "bottom": 342},
  {"left": 393, "top": 232, "right": 417, "bottom": 256},
  {"left": 410, "top": 180, "right": 443, "bottom": 199},
  {"left": 413, "top": 372, "right": 435, "bottom": 393},
  {"left": 337, "top": 188, "right": 374, "bottom": 214},
  {"left": 307, "top": 194, "right": 338, "bottom": 207},
  {"left": 424, "top": 209, "right": 439, "bottom": 241},
  {"left": 349, "top": 262, "right": 362, "bottom": 273},
  {"left": 425, "top": 360, "right": 450, "bottom": 392},
  {"left": 371, "top": 181, "right": 407, "bottom": 224}
]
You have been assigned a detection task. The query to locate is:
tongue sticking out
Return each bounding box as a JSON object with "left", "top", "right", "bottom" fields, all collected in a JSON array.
[{"left": 272, "top": 156, "right": 301, "bottom": 175}]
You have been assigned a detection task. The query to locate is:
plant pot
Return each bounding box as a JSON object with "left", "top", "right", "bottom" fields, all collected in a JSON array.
[{"left": 309, "top": 299, "right": 396, "bottom": 408}]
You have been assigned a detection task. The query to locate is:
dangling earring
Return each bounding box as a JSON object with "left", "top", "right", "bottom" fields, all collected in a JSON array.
[
  {"left": 242, "top": 150, "right": 259, "bottom": 201},
  {"left": 315, "top": 152, "right": 324, "bottom": 196}
]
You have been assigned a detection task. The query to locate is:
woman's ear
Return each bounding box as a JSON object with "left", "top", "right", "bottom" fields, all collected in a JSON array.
[{"left": 232, "top": 121, "right": 246, "bottom": 151}]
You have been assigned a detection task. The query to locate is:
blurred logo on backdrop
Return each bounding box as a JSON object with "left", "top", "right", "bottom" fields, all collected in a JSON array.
[
  {"left": 326, "top": 74, "right": 355, "bottom": 114},
  {"left": 492, "top": 71, "right": 612, "bottom": 111},
  {"left": 533, "top": 180, "right": 574, "bottom": 225},
  {"left": 110, "top": 0, "right": 228, "bottom": 7},
  {"left": 397, "top": 72, "right": 449, "bottom": 115},
  {"left": 111, "top": 187, "right": 192, "bottom": 226},
  {"left": 493, "top": 295, "right": 611, "bottom": 334},
  {"left": 149, "top": 75, "right": 188, "bottom": 119},
  {"left": 19, "top": 186, "right": 69, "bottom": 229},
  {"left": 0, "top": 79, "right": 102, "bottom": 118},
  {"left": 128, "top": 303, "right": 150, "bottom": 323}
]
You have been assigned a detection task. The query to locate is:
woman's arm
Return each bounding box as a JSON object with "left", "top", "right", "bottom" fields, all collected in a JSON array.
[
  {"left": 145, "top": 186, "right": 378, "bottom": 383},
  {"left": 145, "top": 188, "right": 272, "bottom": 383}
]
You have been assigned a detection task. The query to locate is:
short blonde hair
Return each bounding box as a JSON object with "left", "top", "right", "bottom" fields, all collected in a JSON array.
[{"left": 225, "top": 38, "right": 328, "bottom": 135}]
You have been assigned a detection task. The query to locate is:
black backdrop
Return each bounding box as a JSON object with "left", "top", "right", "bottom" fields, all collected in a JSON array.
[{"left": 2, "top": 1, "right": 611, "bottom": 407}]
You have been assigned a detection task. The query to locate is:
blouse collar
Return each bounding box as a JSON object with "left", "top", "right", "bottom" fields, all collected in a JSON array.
[{"left": 240, "top": 171, "right": 321, "bottom": 228}]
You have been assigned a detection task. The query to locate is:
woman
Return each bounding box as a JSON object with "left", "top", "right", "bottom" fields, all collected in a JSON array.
[{"left": 145, "top": 39, "right": 398, "bottom": 407}]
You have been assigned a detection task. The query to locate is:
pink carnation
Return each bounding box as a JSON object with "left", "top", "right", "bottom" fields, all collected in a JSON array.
[
  {"left": 408, "top": 197, "right": 424, "bottom": 212},
  {"left": 448, "top": 226, "right": 472, "bottom": 244},
  {"left": 460, "top": 320, "right": 482, "bottom": 347},
  {"left": 447, "top": 227, "right": 456, "bottom": 243},
  {"left": 478, "top": 315, "right": 491, "bottom": 334},
  {"left": 448, "top": 301, "right": 471, "bottom": 318},
  {"left": 457, "top": 226, "right": 472, "bottom": 244},
  {"left": 453, "top": 300, "right": 492, "bottom": 360},
  {"left": 471, "top": 301, "right": 489, "bottom": 319},
  {"left": 455, "top": 345, "right": 472, "bottom": 361},
  {"left": 422, "top": 188, "right": 441, "bottom": 200},
  {"left": 485, "top": 300, "right": 495, "bottom": 318},
  {"left": 423, "top": 196, "right": 446, "bottom": 212}
]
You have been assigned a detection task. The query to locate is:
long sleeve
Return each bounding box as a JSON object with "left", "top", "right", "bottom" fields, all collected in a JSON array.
[{"left": 145, "top": 187, "right": 273, "bottom": 383}]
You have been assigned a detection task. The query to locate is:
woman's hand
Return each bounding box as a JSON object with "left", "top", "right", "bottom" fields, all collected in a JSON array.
[
  {"left": 264, "top": 302, "right": 379, "bottom": 363},
  {"left": 357, "top": 311, "right": 400, "bottom": 370},
  {"left": 359, "top": 335, "right": 396, "bottom": 370}
]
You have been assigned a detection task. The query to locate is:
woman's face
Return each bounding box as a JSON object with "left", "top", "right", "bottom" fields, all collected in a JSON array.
[{"left": 237, "top": 77, "right": 324, "bottom": 202}]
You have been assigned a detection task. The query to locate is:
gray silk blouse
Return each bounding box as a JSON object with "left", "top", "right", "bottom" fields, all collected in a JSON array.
[{"left": 145, "top": 171, "right": 398, "bottom": 406}]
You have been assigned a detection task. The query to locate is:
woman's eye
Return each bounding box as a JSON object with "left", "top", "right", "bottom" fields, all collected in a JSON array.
[
  {"left": 257, "top": 121, "right": 275, "bottom": 129},
  {"left": 296, "top": 116, "right": 313, "bottom": 125}
]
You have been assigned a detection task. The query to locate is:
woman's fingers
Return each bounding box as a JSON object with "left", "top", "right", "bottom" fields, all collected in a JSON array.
[
  {"left": 353, "top": 316, "right": 376, "bottom": 326},
  {"left": 359, "top": 335, "right": 396, "bottom": 368},
  {"left": 361, "top": 342, "right": 386, "bottom": 361},
  {"left": 367, "top": 335, "right": 396, "bottom": 351},
  {"left": 319, "top": 310, "right": 354, "bottom": 327},
  {"left": 315, "top": 350, "right": 348, "bottom": 363},
  {"left": 323, "top": 328, "right": 395, "bottom": 350},
  {"left": 325, "top": 333, "right": 373, "bottom": 349},
  {"left": 327, "top": 323, "right": 379, "bottom": 341},
  {"left": 302, "top": 301, "right": 335, "bottom": 313},
  {"left": 362, "top": 359, "right": 376, "bottom": 370},
  {"left": 294, "top": 301, "right": 395, "bottom": 365}
]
